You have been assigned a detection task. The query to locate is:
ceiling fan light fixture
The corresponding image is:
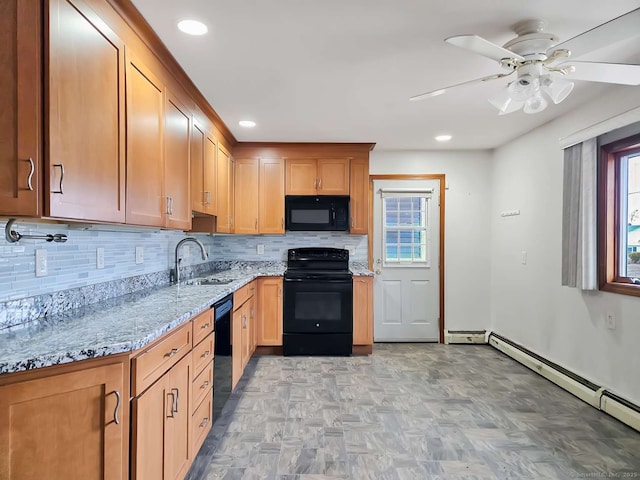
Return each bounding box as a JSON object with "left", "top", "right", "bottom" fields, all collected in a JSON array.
[
  {"left": 523, "top": 92, "right": 548, "bottom": 114},
  {"left": 541, "top": 75, "right": 574, "bottom": 104},
  {"left": 507, "top": 74, "right": 540, "bottom": 102},
  {"left": 488, "top": 88, "right": 523, "bottom": 115}
]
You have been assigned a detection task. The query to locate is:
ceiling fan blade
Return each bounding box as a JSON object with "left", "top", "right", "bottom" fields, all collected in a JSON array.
[
  {"left": 445, "top": 35, "right": 525, "bottom": 63},
  {"left": 564, "top": 61, "right": 640, "bottom": 85},
  {"left": 410, "top": 72, "right": 513, "bottom": 101},
  {"left": 548, "top": 8, "right": 640, "bottom": 59}
]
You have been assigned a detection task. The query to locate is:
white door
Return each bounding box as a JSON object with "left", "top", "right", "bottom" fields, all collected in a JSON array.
[{"left": 372, "top": 179, "right": 440, "bottom": 341}]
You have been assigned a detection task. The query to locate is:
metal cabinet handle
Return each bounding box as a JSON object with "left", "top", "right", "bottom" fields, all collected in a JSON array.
[
  {"left": 171, "top": 387, "right": 179, "bottom": 413},
  {"left": 167, "top": 392, "right": 175, "bottom": 417},
  {"left": 200, "top": 380, "right": 210, "bottom": 389},
  {"left": 169, "top": 197, "right": 174, "bottom": 215},
  {"left": 250, "top": 307, "right": 254, "bottom": 320},
  {"left": 281, "top": 218, "right": 284, "bottom": 229},
  {"left": 199, "top": 417, "right": 210, "bottom": 428},
  {"left": 201, "top": 322, "right": 211, "bottom": 329},
  {"left": 278, "top": 287, "right": 282, "bottom": 297},
  {"left": 318, "top": 178, "right": 322, "bottom": 189},
  {"left": 166, "top": 348, "right": 179, "bottom": 358},
  {"left": 52, "top": 164, "right": 64, "bottom": 194},
  {"left": 165, "top": 196, "right": 171, "bottom": 215},
  {"left": 204, "top": 191, "right": 211, "bottom": 205},
  {"left": 351, "top": 218, "right": 354, "bottom": 228},
  {"left": 22, "top": 158, "right": 35, "bottom": 191},
  {"left": 113, "top": 391, "right": 121, "bottom": 425},
  {"left": 242, "top": 314, "right": 247, "bottom": 328},
  {"left": 201, "top": 350, "right": 210, "bottom": 359},
  {"left": 255, "top": 219, "right": 258, "bottom": 230}
]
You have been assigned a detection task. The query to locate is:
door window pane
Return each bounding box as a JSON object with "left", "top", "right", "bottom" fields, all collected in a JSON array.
[
  {"left": 382, "top": 195, "right": 430, "bottom": 265},
  {"left": 623, "top": 153, "right": 640, "bottom": 278}
]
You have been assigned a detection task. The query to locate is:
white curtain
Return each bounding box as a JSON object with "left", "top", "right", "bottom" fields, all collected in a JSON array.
[{"left": 561, "top": 137, "right": 598, "bottom": 290}]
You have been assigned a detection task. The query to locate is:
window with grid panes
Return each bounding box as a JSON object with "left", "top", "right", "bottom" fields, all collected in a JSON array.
[{"left": 382, "top": 195, "right": 430, "bottom": 265}]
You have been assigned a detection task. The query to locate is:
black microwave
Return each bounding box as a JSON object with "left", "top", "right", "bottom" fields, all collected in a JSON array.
[{"left": 285, "top": 195, "right": 350, "bottom": 231}]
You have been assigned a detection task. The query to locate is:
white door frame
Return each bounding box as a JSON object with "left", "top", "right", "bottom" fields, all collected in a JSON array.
[{"left": 368, "top": 174, "right": 446, "bottom": 343}]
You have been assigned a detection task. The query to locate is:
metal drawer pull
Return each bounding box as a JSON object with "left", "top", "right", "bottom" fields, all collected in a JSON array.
[
  {"left": 204, "top": 191, "right": 211, "bottom": 205},
  {"left": 318, "top": 178, "right": 322, "bottom": 189},
  {"left": 255, "top": 219, "right": 257, "bottom": 230},
  {"left": 201, "top": 322, "right": 211, "bottom": 329},
  {"left": 22, "top": 158, "right": 35, "bottom": 191},
  {"left": 199, "top": 417, "right": 210, "bottom": 428},
  {"left": 113, "top": 391, "right": 121, "bottom": 425},
  {"left": 172, "top": 387, "right": 179, "bottom": 413},
  {"left": 52, "top": 164, "right": 64, "bottom": 194},
  {"left": 169, "top": 196, "right": 174, "bottom": 215},
  {"left": 200, "top": 380, "right": 210, "bottom": 389},
  {"left": 166, "top": 348, "right": 179, "bottom": 358},
  {"left": 201, "top": 350, "right": 210, "bottom": 359},
  {"left": 167, "top": 392, "right": 175, "bottom": 417}
]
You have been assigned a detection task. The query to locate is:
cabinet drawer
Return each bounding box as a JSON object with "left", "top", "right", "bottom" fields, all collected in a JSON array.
[
  {"left": 191, "top": 360, "right": 213, "bottom": 415},
  {"left": 131, "top": 321, "right": 191, "bottom": 396},
  {"left": 192, "top": 308, "right": 214, "bottom": 346},
  {"left": 192, "top": 333, "right": 214, "bottom": 379},
  {"left": 233, "top": 281, "right": 255, "bottom": 310},
  {"left": 192, "top": 390, "right": 213, "bottom": 454}
]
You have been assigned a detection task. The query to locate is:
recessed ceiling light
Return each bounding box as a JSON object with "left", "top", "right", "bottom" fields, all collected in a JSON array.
[
  {"left": 435, "top": 134, "right": 452, "bottom": 142},
  {"left": 239, "top": 120, "right": 256, "bottom": 128},
  {"left": 177, "top": 19, "right": 208, "bottom": 36}
]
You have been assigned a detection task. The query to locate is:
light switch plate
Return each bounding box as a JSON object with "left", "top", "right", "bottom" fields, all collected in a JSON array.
[
  {"left": 35, "top": 249, "right": 48, "bottom": 277},
  {"left": 96, "top": 248, "right": 105, "bottom": 269},
  {"left": 135, "top": 246, "right": 144, "bottom": 264}
]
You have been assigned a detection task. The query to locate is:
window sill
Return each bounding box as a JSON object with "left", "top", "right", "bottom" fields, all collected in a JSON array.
[{"left": 600, "top": 281, "right": 640, "bottom": 297}]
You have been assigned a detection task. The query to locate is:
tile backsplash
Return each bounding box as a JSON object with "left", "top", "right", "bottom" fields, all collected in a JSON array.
[{"left": 0, "top": 220, "right": 367, "bottom": 303}]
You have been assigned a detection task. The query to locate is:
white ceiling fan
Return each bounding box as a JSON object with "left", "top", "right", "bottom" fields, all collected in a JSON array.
[{"left": 411, "top": 8, "right": 640, "bottom": 114}]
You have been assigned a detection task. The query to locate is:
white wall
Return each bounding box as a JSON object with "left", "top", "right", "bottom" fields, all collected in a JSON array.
[
  {"left": 370, "top": 150, "right": 493, "bottom": 331},
  {"left": 490, "top": 85, "right": 640, "bottom": 405}
]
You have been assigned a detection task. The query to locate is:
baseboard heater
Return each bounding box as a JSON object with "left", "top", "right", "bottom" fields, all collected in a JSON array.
[
  {"left": 488, "top": 332, "right": 640, "bottom": 432},
  {"left": 445, "top": 330, "right": 487, "bottom": 344}
]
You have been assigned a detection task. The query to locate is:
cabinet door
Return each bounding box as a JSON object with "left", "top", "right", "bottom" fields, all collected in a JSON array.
[
  {"left": 164, "top": 91, "right": 191, "bottom": 230},
  {"left": 257, "top": 277, "right": 283, "bottom": 346},
  {"left": 47, "top": 0, "right": 126, "bottom": 223},
  {"left": 125, "top": 52, "right": 164, "bottom": 227},
  {"left": 349, "top": 157, "right": 369, "bottom": 234},
  {"left": 204, "top": 133, "right": 217, "bottom": 216},
  {"left": 249, "top": 295, "right": 257, "bottom": 356},
  {"left": 259, "top": 158, "right": 285, "bottom": 233},
  {"left": 285, "top": 159, "right": 317, "bottom": 195},
  {"left": 317, "top": 158, "right": 350, "bottom": 195},
  {"left": 231, "top": 306, "right": 243, "bottom": 390},
  {"left": 165, "top": 353, "right": 192, "bottom": 480},
  {"left": 0, "top": 361, "right": 127, "bottom": 480},
  {"left": 216, "top": 144, "right": 232, "bottom": 233},
  {"left": 353, "top": 276, "right": 373, "bottom": 345},
  {"left": 190, "top": 120, "right": 206, "bottom": 214},
  {"left": 0, "top": 0, "right": 41, "bottom": 216},
  {"left": 234, "top": 158, "right": 259, "bottom": 234}
]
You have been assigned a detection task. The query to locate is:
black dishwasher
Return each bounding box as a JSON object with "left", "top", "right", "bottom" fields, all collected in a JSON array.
[{"left": 213, "top": 294, "right": 233, "bottom": 422}]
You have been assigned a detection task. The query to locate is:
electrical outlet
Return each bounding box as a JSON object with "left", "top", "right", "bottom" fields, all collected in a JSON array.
[
  {"left": 96, "top": 248, "right": 105, "bottom": 269},
  {"left": 257, "top": 244, "right": 265, "bottom": 255},
  {"left": 35, "top": 249, "right": 48, "bottom": 277},
  {"left": 135, "top": 246, "right": 144, "bottom": 264},
  {"left": 605, "top": 312, "right": 616, "bottom": 330},
  {"left": 521, "top": 251, "right": 527, "bottom": 265}
]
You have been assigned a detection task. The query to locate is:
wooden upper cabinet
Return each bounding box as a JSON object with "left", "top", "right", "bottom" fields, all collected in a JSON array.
[
  {"left": 234, "top": 158, "right": 259, "bottom": 234},
  {"left": 47, "top": 0, "right": 126, "bottom": 223},
  {"left": 164, "top": 92, "right": 191, "bottom": 230},
  {"left": 0, "top": 0, "right": 41, "bottom": 217},
  {"left": 349, "top": 157, "right": 369, "bottom": 234},
  {"left": 190, "top": 120, "right": 205, "bottom": 214},
  {"left": 125, "top": 52, "right": 164, "bottom": 227},
  {"left": 0, "top": 357, "right": 128, "bottom": 480},
  {"left": 216, "top": 144, "right": 233, "bottom": 233},
  {"left": 204, "top": 133, "right": 217, "bottom": 216},
  {"left": 259, "top": 158, "right": 285, "bottom": 233},
  {"left": 285, "top": 158, "right": 350, "bottom": 195},
  {"left": 285, "top": 159, "right": 317, "bottom": 195},
  {"left": 353, "top": 276, "right": 373, "bottom": 345},
  {"left": 317, "top": 158, "right": 350, "bottom": 195},
  {"left": 257, "top": 277, "right": 283, "bottom": 346}
]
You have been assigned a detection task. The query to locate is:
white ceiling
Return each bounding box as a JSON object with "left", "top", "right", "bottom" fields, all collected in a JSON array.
[{"left": 130, "top": 0, "right": 640, "bottom": 150}]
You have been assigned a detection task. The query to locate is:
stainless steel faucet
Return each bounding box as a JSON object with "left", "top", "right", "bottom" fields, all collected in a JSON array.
[{"left": 173, "top": 237, "right": 208, "bottom": 284}]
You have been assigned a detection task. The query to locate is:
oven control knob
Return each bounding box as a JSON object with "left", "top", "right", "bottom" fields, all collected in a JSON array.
[{"left": 316, "top": 323, "right": 320, "bottom": 327}]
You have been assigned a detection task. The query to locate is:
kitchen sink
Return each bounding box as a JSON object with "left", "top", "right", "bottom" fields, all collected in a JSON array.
[{"left": 187, "top": 278, "right": 234, "bottom": 286}]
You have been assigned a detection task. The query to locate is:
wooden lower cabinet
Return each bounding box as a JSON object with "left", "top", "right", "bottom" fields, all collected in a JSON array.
[
  {"left": 131, "top": 352, "right": 191, "bottom": 480},
  {"left": 232, "top": 281, "right": 256, "bottom": 389},
  {"left": 257, "top": 277, "right": 283, "bottom": 346},
  {"left": 0, "top": 355, "right": 129, "bottom": 480},
  {"left": 353, "top": 276, "right": 373, "bottom": 345}
]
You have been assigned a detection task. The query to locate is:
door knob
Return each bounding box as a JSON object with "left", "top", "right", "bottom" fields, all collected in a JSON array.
[{"left": 375, "top": 269, "right": 382, "bottom": 275}]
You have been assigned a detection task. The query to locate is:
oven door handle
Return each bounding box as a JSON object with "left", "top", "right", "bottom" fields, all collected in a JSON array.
[{"left": 284, "top": 277, "right": 352, "bottom": 283}]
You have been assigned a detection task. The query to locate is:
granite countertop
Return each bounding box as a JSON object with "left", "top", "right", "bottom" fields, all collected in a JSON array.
[
  {"left": 0, "top": 261, "right": 372, "bottom": 375},
  {"left": 0, "top": 263, "right": 285, "bottom": 375}
]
